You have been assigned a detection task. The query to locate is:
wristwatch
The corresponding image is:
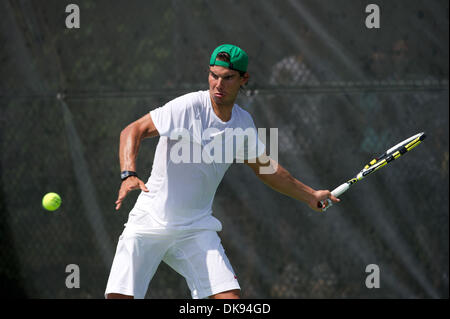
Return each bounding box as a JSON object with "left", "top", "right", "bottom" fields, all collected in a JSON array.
[{"left": 121, "top": 171, "right": 138, "bottom": 181}]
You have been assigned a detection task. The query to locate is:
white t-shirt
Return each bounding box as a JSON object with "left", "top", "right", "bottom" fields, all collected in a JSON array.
[{"left": 128, "top": 90, "right": 265, "bottom": 233}]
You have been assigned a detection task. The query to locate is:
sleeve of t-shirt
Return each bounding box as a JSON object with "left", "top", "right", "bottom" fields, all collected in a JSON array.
[
  {"left": 235, "top": 114, "right": 266, "bottom": 162},
  {"left": 149, "top": 93, "right": 199, "bottom": 137}
]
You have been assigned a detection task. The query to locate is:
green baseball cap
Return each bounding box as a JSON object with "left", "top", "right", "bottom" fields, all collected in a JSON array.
[{"left": 209, "top": 44, "right": 248, "bottom": 72}]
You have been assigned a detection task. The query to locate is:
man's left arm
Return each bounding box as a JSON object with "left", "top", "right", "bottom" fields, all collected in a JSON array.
[{"left": 244, "top": 153, "right": 340, "bottom": 212}]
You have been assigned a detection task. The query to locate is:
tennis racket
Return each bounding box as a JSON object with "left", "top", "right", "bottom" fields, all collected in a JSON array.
[{"left": 320, "top": 132, "right": 426, "bottom": 211}]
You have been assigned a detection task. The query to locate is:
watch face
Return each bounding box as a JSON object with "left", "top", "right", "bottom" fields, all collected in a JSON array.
[{"left": 121, "top": 171, "right": 136, "bottom": 180}]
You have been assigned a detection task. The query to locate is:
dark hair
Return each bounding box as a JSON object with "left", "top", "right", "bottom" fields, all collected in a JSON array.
[{"left": 215, "top": 52, "right": 246, "bottom": 77}]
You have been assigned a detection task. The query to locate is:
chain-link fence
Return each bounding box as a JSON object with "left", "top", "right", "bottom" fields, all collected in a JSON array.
[{"left": 1, "top": 0, "right": 448, "bottom": 298}]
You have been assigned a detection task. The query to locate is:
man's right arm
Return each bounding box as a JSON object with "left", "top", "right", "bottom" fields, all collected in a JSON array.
[
  {"left": 115, "top": 113, "right": 159, "bottom": 210},
  {"left": 119, "top": 113, "right": 159, "bottom": 172}
]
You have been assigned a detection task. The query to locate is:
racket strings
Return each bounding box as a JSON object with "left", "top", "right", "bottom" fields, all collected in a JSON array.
[{"left": 363, "top": 133, "right": 424, "bottom": 170}]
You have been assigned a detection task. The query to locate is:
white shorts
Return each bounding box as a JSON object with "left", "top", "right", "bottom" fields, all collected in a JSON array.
[{"left": 105, "top": 227, "right": 240, "bottom": 299}]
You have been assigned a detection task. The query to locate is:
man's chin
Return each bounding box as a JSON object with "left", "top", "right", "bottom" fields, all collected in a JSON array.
[
  {"left": 213, "top": 96, "right": 225, "bottom": 104},
  {"left": 211, "top": 94, "right": 225, "bottom": 105},
  {"left": 211, "top": 93, "right": 236, "bottom": 106}
]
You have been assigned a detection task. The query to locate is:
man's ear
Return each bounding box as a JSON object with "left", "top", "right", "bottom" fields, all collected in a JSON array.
[{"left": 241, "top": 72, "right": 250, "bottom": 86}]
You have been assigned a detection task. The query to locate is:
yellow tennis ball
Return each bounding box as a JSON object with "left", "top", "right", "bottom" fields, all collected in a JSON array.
[{"left": 42, "top": 192, "right": 62, "bottom": 211}]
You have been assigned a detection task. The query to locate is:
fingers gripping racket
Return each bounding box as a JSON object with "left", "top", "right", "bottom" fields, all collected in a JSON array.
[{"left": 321, "top": 132, "right": 426, "bottom": 211}]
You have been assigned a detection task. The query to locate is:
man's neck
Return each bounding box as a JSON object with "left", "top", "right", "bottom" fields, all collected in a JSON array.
[{"left": 210, "top": 98, "right": 233, "bottom": 122}]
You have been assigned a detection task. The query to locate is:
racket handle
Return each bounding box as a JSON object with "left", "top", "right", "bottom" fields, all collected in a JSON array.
[
  {"left": 331, "top": 183, "right": 350, "bottom": 197},
  {"left": 320, "top": 183, "right": 350, "bottom": 211}
]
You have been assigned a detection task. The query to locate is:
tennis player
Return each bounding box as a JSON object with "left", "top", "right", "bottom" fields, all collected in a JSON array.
[{"left": 105, "top": 44, "right": 339, "bottom": 299}]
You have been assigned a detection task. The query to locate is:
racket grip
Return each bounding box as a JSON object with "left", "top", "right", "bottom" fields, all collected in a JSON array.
[
  {"left": 331, "top": 183, "right": 350, "bottom": 197},
  {"left": 320, "top": 183, "right": 350, "bottom": 211}
]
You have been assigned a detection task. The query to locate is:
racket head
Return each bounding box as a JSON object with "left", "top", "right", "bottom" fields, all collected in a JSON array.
[
  {"left": 360, "top": 132, "right": 426, "bottom": 177},
  {"left": 322, "top": 132, "right": 426, "bottom": 212}
]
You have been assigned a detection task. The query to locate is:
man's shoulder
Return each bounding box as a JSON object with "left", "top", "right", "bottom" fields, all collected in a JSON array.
[
  {"left": 233, "top": 103, "right": 256, "bottom": 128},
  {"left": 233, "top": 103, "right": 253, "bottom": 119}
]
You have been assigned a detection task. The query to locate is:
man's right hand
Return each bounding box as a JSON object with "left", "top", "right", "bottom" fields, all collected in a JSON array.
[{"left": 115, "top": 176, "right": 149, "bottom": 210}]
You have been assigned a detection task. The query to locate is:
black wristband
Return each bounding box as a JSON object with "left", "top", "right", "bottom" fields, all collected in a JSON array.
[{"left": 121, "top": 171, "right": 138, "bottom": 181}]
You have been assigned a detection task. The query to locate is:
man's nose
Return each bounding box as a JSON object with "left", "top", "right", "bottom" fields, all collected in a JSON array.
[{"left": 216, "top": 78, "right": 224, "bottom": 88}]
